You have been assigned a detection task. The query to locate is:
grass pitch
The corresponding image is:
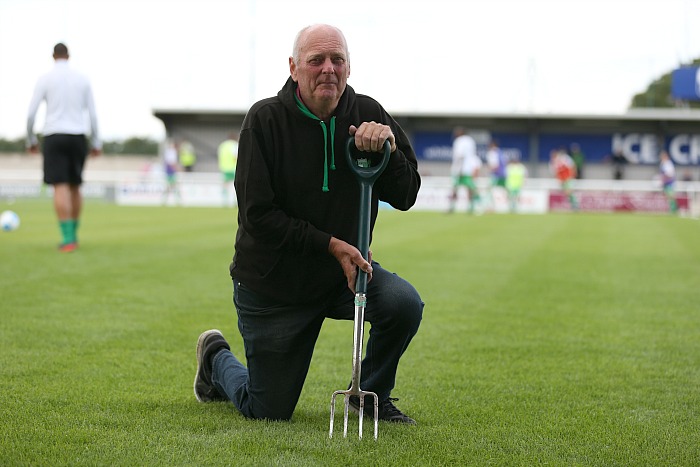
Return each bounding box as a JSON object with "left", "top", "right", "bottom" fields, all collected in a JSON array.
[{"left": 1, "top": 200, "right": 699, "bottom": 466}]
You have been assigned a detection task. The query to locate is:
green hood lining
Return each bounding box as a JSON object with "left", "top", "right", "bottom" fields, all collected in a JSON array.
[{"left": 294, "top": 92, "right": 336, "bottom": 192}]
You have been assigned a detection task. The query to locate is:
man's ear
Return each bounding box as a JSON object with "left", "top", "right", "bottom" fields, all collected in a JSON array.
[{"left": 289, "top": 57, "right": 297, "bottom": 81}]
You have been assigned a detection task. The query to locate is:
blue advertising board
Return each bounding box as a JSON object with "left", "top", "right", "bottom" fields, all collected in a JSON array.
[
  {"left": 539, "top": 134, "right": 612, "bottom": 162},
  {"left": 412, "top": 131, "right": 528, "bottom": 163},
  {"left": 671, "top": 67, "right": 700, "bottom": 101},
  {"left": 411, "top": 131, "right": 700, "bottom": 165}
]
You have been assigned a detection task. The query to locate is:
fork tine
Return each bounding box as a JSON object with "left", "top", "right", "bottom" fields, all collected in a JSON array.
[
  {"left": 372, "top": 392, "right": 379, "bottom": 440},
  {"left": 343, "top": 394, "right": 350, "bottom": 437},
  {"left": 358, "top": 393, "right": 365, "bottom": 438},
  {"left": 329, "top": 392, "right": 337, "bottom": 438}
]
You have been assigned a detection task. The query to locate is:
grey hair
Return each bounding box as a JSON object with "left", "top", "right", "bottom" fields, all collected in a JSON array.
[{"left": 292, "top": 24, "right": 349, "bottom": 65}]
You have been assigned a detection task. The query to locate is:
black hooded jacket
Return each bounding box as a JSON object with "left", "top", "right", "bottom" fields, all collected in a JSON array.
[{"left": 230, "top": 77, "right": 421, "bottom": 304}]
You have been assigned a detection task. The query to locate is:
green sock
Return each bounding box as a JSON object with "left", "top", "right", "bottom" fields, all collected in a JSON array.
[
  {"left": 59, "top": 220, "right": 72, "bottom": 244},
  {"left": 73, "top": 219, "right": 80, "bottom": 243},
  {"left": 70, "top": 219, "right": 79, "bottom": 244}
]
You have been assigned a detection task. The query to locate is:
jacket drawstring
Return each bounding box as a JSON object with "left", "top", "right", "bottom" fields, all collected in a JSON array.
[{"left": 294, "top": 93, "right": 336, "bottom": 192}]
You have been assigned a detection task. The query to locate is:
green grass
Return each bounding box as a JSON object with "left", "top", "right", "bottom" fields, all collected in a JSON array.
[{"left": 1, "top": 200, "right": 699, "bottom": 466}]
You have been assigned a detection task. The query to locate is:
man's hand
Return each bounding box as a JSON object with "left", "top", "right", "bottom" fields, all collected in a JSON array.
[
  {"left": 27, "top": 145, "right": 39, "bottom": 154},
  {"left": 349, "top": 122, "right": 396, "bottom": 153},
  {"left": 328, "top": 236, "right": 373, "bottom": 293},
  {"left": 90, "top": 148, "right": 102, "bottom": 158}
]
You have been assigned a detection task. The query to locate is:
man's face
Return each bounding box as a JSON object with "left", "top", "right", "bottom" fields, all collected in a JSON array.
[{"left": 290, "top": 27, "right": 350, "bottom": 114}]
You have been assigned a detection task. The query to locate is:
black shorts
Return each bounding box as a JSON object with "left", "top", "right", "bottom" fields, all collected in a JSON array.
[{"left": 43, "top": 134, "right": 88, "bottom": 185}]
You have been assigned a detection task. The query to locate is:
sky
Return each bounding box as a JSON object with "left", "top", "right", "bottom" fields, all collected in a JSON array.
[{"left": 1, "top": 0, "right": 699, "bottom": 141}]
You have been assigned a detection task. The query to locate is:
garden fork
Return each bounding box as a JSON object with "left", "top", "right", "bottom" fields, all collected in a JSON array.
[{"left": 329, "top": 137, "right": 391, "bottom": 440}]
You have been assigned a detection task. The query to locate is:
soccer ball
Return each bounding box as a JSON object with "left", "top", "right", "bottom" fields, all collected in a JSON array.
[{"left": 1, "top": 210, "right": 20, "bottom": 232}]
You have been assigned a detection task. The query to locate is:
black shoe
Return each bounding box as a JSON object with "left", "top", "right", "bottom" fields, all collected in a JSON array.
[
  {"left": 194, "top": 329, "right": 230, "bottom": 402},
  {"left": 349, "top": 396, "right": 416, "bottom": 425}
]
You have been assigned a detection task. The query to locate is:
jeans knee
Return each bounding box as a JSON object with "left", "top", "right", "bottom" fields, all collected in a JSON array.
[
  {"left": 402, "top": 294, "right": 424, "bottom": 334},
  {"left": 378, "top": 284, "right": 423, "bottom": 335}
]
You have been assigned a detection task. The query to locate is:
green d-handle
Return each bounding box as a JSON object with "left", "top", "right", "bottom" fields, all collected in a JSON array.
[{"left": 344, "top": 137, "right": 391, "bottom": 185}]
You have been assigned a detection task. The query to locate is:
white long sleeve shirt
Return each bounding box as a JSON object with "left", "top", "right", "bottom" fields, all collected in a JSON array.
[
  {"left": 26, "top": 59, "right": 100, "bottom": 149},
  {"left": 451, "top": 134, "right": 481, "bottom": 177}
]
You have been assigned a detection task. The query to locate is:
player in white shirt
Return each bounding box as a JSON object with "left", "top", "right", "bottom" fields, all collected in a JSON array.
[
  {"left": 448, "top": 127, "right": 482, "bottom": 214},
  {"left": 27, "top": 43, "right": 101, "bottom": 252}
]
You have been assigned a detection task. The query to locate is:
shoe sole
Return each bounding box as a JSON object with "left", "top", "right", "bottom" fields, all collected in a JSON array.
[{"left": 194, "top": 329, "right": 223, "bottom": 402}]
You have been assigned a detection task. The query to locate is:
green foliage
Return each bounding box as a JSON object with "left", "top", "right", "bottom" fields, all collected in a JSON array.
[
  {"left": 1, "top": 203, "right": 699, "bottom": 465},
  {"left": 102, "top": 137, "right": 159, "bottom": 155},
  {"left": 631, "top": 57, "right": 700, "bottom": 109},
  {"left": 0, "top": 136, "right": 158, "bottom": 155},
  {"left": 0, "top": 137, "right": 26, "bottom": 152}
]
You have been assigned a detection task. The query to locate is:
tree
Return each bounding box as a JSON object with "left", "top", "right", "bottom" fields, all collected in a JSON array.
[
  {"left": 102, "top": 137, "right": 158, "bottom": 155},
  {"left": 0, "top": 136, "right": 159, "bottom": 155},
  {"left": 0, "top": 137, "right": 25, "bottom": 152},
  {"left": 122, "top": 137, "right": 159, "bottom": 155},
  {"left": 630, "top": 58, "right": 700, "bottom": 109}
]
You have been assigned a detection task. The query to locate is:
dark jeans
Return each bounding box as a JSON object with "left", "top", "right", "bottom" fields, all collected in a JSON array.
[{"left": 211, "top": 261, "right": 424, "bottom": 420}]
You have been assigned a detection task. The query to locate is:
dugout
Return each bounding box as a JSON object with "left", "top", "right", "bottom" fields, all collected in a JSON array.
[{"left": 153, "top": 107, "right": 700, "bottom": 181}]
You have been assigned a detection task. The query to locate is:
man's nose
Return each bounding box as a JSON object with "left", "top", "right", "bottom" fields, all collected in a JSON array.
[{"left": 321, "top": 58, "right": 335, "bottom": 73}]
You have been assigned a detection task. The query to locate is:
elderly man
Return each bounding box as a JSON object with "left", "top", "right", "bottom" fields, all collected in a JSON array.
[{"left": 194, "top": 24, "right": 423, "bottom": 424}]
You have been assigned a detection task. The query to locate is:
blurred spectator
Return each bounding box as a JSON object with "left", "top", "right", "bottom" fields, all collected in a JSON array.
[
  {"left": 449, "top": 127, "right": 482, "bottom": 214},
  {"left": 178, "top": 140, "right": 196, "bottom": 172},
  {"left": 659, "top": 150, "right": 677, "bottom": 214},
  {"left": 609, "top": 149, "right": 628, "bottom": 180},
  {"left": 570, "top": 143, "right": 585, "bottom": 179},
  {"left": 218, "top": 131, "right": 239, "bottom": 207},
  {"left": 162, "top": 139, "right": 181, "bottom": 205},
  {"left": 505, "top": 154, "right": 527, "bottom": 213},
  {"left": 486, "top": 139, "right": 507, "bottom": 211},
  {"left": 550, "top": 147, "right": 578, "bottom": 210}
]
